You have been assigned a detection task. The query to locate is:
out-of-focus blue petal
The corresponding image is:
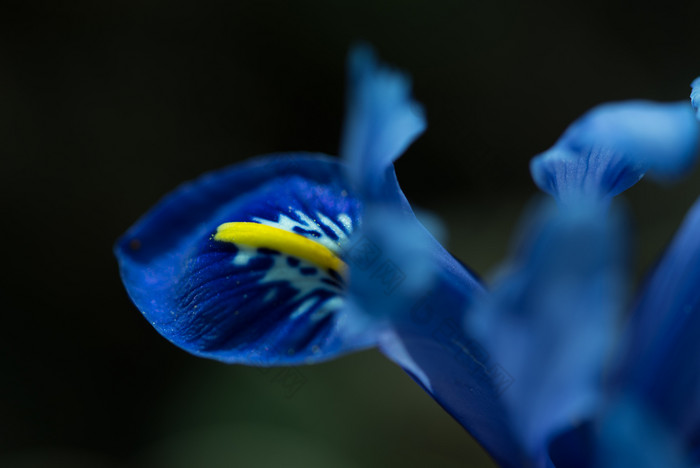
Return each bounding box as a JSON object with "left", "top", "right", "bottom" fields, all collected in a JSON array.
[
  {"left": 595, "top": 397, "right": 691, "bottom": 468},
  {"left": 691, "top": 78, "right": 700, "bottom": 119},
  {"left": 531, "top": 101, "right": 700, "bottom": 204},
  {"left": 470, "top": 200, "right": 626, "bottom": 462},
  {"left": 115, "top": 153, "right": 376, "bottom": 365},
  {"left": 344, "top": 205, "right": 525, "bottom": 466},
  {"left": 341, "top": 45, "right": 426, "bottom": 201},
  {"left": 389, "top": 272, "right": 528, "bottom": 467},
  {"left": 613, "top": 197, "right": 700, "bottom": 446}
]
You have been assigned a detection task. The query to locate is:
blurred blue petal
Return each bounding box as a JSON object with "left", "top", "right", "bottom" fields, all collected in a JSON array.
[
  {"left": 342, "top": 204, "right": 528, "bottom": 466},
  {"left": 692, "top": 77, "right": 700, "bottom": 119},
  {"left": 531, "top": 101, "right": 699, "bottom": 204},
  {"left": 613, "top": 197, "right": 700, "bottom": 446},
  {"left": 470, "top": 200, "right": 627, "bottom": 461},
  {"left": 385, "top": 264, "right": 527, "bottom": 467},
  {"left": 115, "top": 154, "right": 376, "bottom": 365},
  {"left": 341, "top": 44, "right": 426, "bottom": 201},
  {"left": 595, "top": 397, "right": 691, "bottom": 468},
  {"left": 344, "top": 219, "right": 523, "bottom": 465}
]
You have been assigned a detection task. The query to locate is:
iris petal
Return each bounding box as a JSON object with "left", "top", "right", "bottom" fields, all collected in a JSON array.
[
  {"left": 341, "top": 44, "right": 426, "bottom": 201},
  {"left": 115, "top": 154, "right": 375, "bottom": 364},
  {"left": 336, "top": 46, "right": 524, "bottom": 465},
  {"left": 613, "top": 197, "right": 700, "bottom": 445},
  {"left": 470, "top": 200, "right": 626, "bottom": 461},
  {"left": 530, "top": 101, "right": 700, "bottom": 204},
  {"left": 344, "top": 205, "right": 526, "bottom": 466}
]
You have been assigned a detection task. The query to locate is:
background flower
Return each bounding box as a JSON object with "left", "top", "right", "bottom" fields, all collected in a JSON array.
[{"left": 472, "top": 97, "right": 699, "bottom": 466}]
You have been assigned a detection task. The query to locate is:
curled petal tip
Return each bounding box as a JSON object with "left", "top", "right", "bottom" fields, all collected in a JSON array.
[
  {"left": 342, "top": 44, "right": 426, "bottom": 198},
  {"left": 531, "top": 101, "right": 700, "bottom": 204}
]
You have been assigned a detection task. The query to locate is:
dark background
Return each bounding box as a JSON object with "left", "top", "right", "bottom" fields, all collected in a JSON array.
[{"left": 2, "top": 1, "right": 700, "bottom": 467}]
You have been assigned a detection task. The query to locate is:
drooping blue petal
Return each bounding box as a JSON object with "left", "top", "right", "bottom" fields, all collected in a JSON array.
[
  {"left": 691, "top": 78, "right": 700, "bottom": 119},
  {"left": 612, "top": 197, "right": 700, "bottom": 448},
  {"left": 530, "top": 101, "right": 700, "bottom": 204},
  {"left": 115, "top": 153, "right": 375, "bottom": 365},
  {"left": 343, "top": 206, "right": 526, "bottom": 467},
  {"left": 388, "top": 269, "right": 529, "bottom": 466},
  {"left": 470, "top": 199, "right": 627, "bottom": 463},
  {"left": 340, "top": 44, "right": 426, "bottom": 201}
]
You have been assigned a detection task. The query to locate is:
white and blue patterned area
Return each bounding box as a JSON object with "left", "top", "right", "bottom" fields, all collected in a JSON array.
[
  {"left": 168, "top": 173, "right": 363, "bottom": 363},
  {"left": 224, "top": 210, "right": 352, "bottom": 323},
  {"left": 252, "top": 210, "right": 353, "bottom": 253}
]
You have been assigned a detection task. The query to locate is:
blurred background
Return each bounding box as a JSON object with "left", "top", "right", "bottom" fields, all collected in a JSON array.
[{"left": 2, "top": 1, "right": 700, "bottom": 467}]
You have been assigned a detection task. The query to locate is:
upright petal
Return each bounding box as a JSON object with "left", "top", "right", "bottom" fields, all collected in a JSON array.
[
  {"left": 612, "top": 197, "right": 700, "bottom": 450},
  {"left": 530, "top": 101, "right": 700, "bottom": 205},
  {"left": 115, "top": 154, "right": 375, "bottom": 365},
  {"left": 470, "top": 200, "right": 627, "bottom": 462},
  {"left": 337, "top": 46, "right": 524, "bottom": 465},
  {"left": 691, "top": 77, "right": 700, "bottom": 119},
  {"left": 340, "top": 45, "right": 426, "bottom": 201}
]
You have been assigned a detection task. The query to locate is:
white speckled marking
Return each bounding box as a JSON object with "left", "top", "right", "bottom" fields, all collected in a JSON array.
[{"left": 231, "top": 246, "right": 344, "bottom": 321}]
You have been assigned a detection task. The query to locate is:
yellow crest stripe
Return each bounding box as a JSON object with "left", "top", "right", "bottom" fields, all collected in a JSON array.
[{"left": 214, "top": 222, "right": 347, "bottom": 275}]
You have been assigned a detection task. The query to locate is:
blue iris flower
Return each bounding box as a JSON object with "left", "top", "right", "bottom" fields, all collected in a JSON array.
[
  {"left": 115, "top": 46, "right": 519, "bottom": 463},
  {"left": 116, "top": 46, "right": 700, "bottom": 466}
]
